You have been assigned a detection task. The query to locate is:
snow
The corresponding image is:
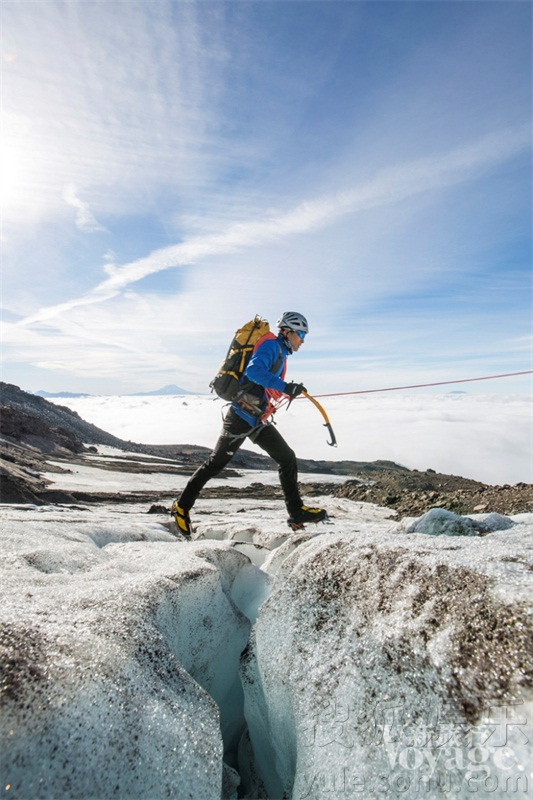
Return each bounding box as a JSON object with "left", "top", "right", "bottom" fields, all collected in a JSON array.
[
  {"left": 87, "top": 444, "right": 176, "bottom": 462},
  {"left": 41, "top": 460, "right": 347, "bottom": 494},
  {"left": 49, "top": 391, "right": 532, "bottom": 485}
]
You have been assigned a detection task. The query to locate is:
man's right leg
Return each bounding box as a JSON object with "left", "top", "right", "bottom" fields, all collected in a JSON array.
[
  {"left": 172, "top": 409, "right": 251, "bottom": 535},
  {"left": 253, "top": 423, "right": 327, "bottom": 527}
]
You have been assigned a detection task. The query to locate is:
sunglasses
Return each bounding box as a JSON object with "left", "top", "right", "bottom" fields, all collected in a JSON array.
[{"left": 295, "top": 330, "right": 306, "bottom": 339}]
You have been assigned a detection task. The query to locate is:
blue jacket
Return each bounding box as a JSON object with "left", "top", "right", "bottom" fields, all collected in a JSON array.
[{"left": 232, "top": 334, "right": 290, "bottom": 425}]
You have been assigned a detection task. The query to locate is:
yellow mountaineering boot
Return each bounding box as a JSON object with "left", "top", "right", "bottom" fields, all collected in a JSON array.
[
  {"left": 287, "top": 505, "right": 328, "bottom": 530},
  {"left": 171, "top": 501, "right": 193, "bottom": 539}
]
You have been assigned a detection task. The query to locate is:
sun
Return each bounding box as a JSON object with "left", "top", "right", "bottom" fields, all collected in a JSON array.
[
  {"left": 0, "top": 139, "right": 23, "bottom": 209},
  {"left": 0, "top": 115, "right": 54, "bottom": 224}
]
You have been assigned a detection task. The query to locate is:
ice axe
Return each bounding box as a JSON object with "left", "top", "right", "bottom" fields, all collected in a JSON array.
[{"left": 302, "top": 390, "right": 337, "bottom": 447}]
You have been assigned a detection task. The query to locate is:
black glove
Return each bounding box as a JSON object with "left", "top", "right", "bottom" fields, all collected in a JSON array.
[{"left": 284, "top": 382, "right": 307, "bottom": 401}]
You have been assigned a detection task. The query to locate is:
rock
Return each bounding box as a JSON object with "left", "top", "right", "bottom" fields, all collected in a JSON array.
[
  {"left": 1, "top": 382, "right": 126, "bottom": 450},
  {"left": 0, "top": 472, "right": 41, "bottom": 504},
  {"left": 332, "top": 468, "right": 532, "bottom": 518},
  {"left": 148, "top": 504, "right": 168, "bottom": 515}
]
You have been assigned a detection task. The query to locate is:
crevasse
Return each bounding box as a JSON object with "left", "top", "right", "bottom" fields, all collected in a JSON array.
[{"left": 152, "top": 540, "right": 281, "bottom": 799}]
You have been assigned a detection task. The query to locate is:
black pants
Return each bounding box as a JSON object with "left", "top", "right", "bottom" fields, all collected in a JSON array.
[{"left": 178, "top": 408, "right": 303, "bottom": 516}]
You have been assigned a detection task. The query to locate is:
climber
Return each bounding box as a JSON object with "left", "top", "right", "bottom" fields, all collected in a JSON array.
[{"left": 171, "top": 312, "right": 328, "bottom": 536}]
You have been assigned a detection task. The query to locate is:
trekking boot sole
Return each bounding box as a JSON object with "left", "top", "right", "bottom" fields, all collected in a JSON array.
[{"left": 287, "top": 512, "right": 330, "bottom": 531}]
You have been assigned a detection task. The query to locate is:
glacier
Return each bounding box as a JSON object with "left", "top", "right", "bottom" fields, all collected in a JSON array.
[{"left": 1, "top": 489, "right": 532, "bottom": 799}]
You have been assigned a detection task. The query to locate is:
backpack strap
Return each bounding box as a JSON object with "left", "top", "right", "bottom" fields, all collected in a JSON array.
[
  {"left": 235, "top": 334, "right": 286, "bottom": 421},
  {"left": 252, "top": 333, "right": 287, "bottom": 422},
  {"left": 252, "top": 332, "right": 284, "bottom": 377}
]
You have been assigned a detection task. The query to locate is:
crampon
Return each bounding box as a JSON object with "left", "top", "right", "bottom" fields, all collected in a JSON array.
[{"left": 287, "top": 506, "right": 329, "bottom": 531}]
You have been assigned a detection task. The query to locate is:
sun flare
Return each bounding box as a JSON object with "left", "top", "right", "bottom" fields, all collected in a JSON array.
[{"left": 0, "top": 119, "right": 56, "bottom": 223}]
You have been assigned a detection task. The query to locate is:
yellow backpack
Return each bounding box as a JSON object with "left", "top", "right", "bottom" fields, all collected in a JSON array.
[{"left": 210, "top": 315, "right": 271, "bottom": 401}]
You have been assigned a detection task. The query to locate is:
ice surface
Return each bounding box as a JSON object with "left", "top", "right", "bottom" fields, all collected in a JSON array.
[
  {"left": 0, "top": 509, "right": 259, "bottom": 798},
  {"left": 1, "top": 480, "right": 532, "bottom": 799},
  {"left": 244, "top": 522, "right": 533, "bottom": 798},
  {"left": 405, "top": 508, "right": 480, "bottom": 536},
  {"left": 470, "top": 512, "right": 515, "bottom": 532},
  {"left": 403, "top": 508, "right": 517, "bottom": 537}
]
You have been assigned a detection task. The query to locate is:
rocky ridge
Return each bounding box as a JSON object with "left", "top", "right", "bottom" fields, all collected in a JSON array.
[{"left": 331, "top": 469, "right": 533, "bottom": 518}]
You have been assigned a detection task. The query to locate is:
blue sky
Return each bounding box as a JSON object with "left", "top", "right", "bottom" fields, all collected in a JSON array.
[{"left": 1, "top": 0, "right": 531, "bottom": 396}]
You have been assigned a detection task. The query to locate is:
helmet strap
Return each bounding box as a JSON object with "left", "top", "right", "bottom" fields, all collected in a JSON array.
[{"left": 279, "top": 329, "right": 293, "bottom": 353}]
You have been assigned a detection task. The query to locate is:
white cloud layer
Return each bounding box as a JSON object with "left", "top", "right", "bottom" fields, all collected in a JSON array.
[{"left": 50, "top": 392, "right": 532, "bottom": 486}]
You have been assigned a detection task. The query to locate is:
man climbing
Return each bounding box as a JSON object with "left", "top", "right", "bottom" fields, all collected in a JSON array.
[{"left": 171, "top": 311, "right": 328, "bottom": 537}]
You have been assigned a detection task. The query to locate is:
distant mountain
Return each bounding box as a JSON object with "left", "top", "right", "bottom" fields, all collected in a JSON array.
[
  {"left": 130, "top": 384, "right": 196, "bottom": 396},
  {"left": 34, "top": 384, "right": 198, "bottom": 398},
  {"left": 35, "top": 390, "right": 92, "bottom": 398}
]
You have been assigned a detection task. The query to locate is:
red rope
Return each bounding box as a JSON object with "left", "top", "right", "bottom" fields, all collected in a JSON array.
[{"left": 311, "top": 370, "right": 533, "bottom": 399}]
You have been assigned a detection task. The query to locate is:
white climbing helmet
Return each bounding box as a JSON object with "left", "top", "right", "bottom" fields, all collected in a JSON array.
[{"left": 277, "top": 311, "right": 309, "bottom": 334}]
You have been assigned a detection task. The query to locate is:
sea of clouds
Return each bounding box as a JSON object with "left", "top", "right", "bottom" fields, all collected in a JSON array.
[{"left": 51, "top": 392, "right": 532, "bottom": 486}]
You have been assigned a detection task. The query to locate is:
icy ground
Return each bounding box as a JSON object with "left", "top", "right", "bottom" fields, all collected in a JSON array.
[{"left": 1, "top": 441, "right": 532, "bottom": 800}]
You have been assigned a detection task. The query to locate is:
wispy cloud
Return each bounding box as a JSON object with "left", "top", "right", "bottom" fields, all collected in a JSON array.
[
  {"left": 17, "top": 125, "right": 529, "bottom": 328},
  {"left": 63, "top": 185, "right": 107, "bottom": 233},
  {"left": 1, "top": 294, "right": 200, "bottom": 390}
]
